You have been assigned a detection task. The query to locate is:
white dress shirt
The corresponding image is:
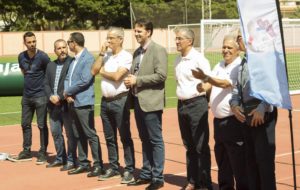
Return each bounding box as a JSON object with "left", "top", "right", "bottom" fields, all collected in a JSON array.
[
  {"left": 69, "top": 49, "right": 84, "bottom": 86},
  {"left": 174, "top": 47, "right": 211, "bottom": 100}
]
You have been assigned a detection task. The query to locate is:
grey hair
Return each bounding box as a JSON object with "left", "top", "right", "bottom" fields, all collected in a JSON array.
[
  {"left": 223, "top": 33, "right": 239, "bottom": 49},
  {"left": 174, "top": 27, "right": 195, "bottom": 44},
  {"left": 108, "top": 27, "right": 124, "bottom": 39}
]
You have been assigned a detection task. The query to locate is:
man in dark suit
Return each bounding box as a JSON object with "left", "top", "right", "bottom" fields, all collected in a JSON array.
[
  {"left": 44, "top": 39, "right": 77, "bottom": 170},
  {"left": 64, "top": 32, "right": 104, "bottom": 177},
  {"left": 124, "top": 19, "right": 167, "bottom": 190}
]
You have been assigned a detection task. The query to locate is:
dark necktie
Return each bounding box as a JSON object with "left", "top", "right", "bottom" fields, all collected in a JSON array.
[{"left": 133, "top": 47, "right": 144, "bottom": 74}]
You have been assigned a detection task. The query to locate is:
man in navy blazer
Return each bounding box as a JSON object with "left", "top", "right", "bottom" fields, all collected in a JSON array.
[
  {"left": 64, "top": 32, "right": 104, "bottom": 177},
  {"left": 44, "top": 39, "right": 77, "bottom": 170}
]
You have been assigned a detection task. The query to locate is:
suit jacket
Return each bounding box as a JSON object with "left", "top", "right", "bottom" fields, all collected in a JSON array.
[
  {"left": 64, "top": 48, "right": 95, "bottom": 107},
  {"left": 129, "top": 41, "right": 168, "bottom": 112},
  {"left": 44, "top": 56, "right": 72, "bottom": 110}
]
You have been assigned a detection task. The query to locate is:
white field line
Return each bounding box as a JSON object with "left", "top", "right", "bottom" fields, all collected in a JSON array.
[
  {"left": 276, "top": 174, "right": 300, "bottom": 182},
  {"left": 275, "top": 150, "right": 300, "bottom": 158}
]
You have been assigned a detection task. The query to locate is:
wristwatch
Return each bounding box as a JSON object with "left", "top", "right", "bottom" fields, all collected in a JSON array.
[{"left": 99, "top": 52, "right": 105, "bottom": 56}]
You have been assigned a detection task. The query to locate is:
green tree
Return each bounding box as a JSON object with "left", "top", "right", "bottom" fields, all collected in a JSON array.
[
  {"left": 74, "top": 0, "right": 130, "bottom": 29},
  {"left": 211, "top": 0, "right": 238, "bottom": 19},
  {"left": 290, "top": 7, "right": 300, "bottom": 18},
  {"left": 0, "top": 0, "right": 240, "bottom": 31},
  {"left": 0, "top": 0, "right": 23, "bottom": 31}
]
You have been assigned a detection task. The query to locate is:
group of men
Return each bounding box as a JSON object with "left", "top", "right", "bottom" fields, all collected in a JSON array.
[{"left": 15, "top": 18, "right": 277, "bottom": 190}]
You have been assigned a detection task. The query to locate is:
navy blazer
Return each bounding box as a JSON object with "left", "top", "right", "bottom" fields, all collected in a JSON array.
[{"left": 64, "top": 48, "right": 95, "bottom": 107}]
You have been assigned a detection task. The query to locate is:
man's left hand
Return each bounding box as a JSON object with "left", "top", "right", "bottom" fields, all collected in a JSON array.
[
  {"left": 249, "top": 109, "right": 265, "bottom": 127},
  {"left": 124, "top": 74, "right": 137, "bottom": 88}
]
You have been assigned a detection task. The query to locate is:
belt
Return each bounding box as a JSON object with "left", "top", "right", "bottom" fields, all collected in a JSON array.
[
  {"left": 103, "top": 92, "right": 128, "bottom": 102},
  {"left": 178, "top": 95, "right": 205, "bottom": 105}
]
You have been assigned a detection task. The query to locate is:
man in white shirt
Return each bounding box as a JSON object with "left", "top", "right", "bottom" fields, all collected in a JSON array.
[
  {"left": 91, "top": 27, "right": 135, "bottom": 184},
  {"left": 192, "top": 34, "right": 248, "bottom": 190},
  {"left": 174, "top": 27, "right": 212, "bottom": 190}
]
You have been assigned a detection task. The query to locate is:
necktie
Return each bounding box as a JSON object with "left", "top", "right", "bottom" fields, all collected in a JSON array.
[
  {"left": 132, "top": 48, "right": 144, "bottom": 95},
  {"left": 133, "top": 48, "right": 144, "bottom": 75}
]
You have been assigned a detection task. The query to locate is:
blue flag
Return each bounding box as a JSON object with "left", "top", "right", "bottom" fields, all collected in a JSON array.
[{"left": 237, "top": 0, "right": 292, "bottom": 110}]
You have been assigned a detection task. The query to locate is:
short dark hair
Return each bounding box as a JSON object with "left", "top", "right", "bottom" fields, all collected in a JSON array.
[
  {"left": 134, "top": 19, "right": 153, "bottom": 36},
  {"left": 54, "top": 39, "right": 67, "bottom": 49},
  {"left": 70, "top": 32, "right": 85, "bottom": 47},
  {"left": 23, "top": 31, "right": 35, "bottom": 41}
]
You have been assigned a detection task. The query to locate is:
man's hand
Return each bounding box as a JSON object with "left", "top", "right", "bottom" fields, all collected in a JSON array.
[
  {"left": 231, "top": 106, "right": 246, "bottom": 123},
  {"left": 124, "top": 74, "right": 137, "bottom": 89},
  {"left": 66, "top": 96, "right": 74, "bottom": 103},
  {"left": 100, "top": 41, "right": 109, "bottom": 54},
  {"left": 248, "top": 109, "right": 265, "bottom": 127},
  {"left": 192, "top": 68, "right": 206, "bottom": 80},
  {"left": 63, "top": 92, "right": 74, "bottom": 103},
  {"left": 50, "top": 95, "right": 60, "bottom": 105},
  {"left": 196, "top": 83, "right": 205, "bottom": 93}
]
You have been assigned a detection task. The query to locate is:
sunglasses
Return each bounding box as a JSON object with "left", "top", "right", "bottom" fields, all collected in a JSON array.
[{"left": 67, "top": 40, "right": 73, "bottom": 45}]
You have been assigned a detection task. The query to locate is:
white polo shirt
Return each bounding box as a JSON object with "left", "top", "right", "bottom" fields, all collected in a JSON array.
[
  {"left": 101, "top": 49, "right": 132, "bottom": 98},
  {"left": 174, "top": 47, "right": 211, "bottom": 100},
  {"left": 210, "top": 57, "right": 241, "bottom": 118}
]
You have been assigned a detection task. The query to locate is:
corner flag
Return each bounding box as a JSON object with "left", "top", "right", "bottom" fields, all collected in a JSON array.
[{"left": 237, "top": 0, "right": 292, "bottom": 109}]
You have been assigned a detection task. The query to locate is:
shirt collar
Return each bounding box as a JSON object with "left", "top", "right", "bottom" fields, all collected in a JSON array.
[
  {"left": 75, "top": 48, "right": 84, "bottom": 60},
  {"left": 181, "top": 47, "right": 197, "bottom": 60},
  {"left": 140, "top": 40, "right": 151, "bottom": 53}
]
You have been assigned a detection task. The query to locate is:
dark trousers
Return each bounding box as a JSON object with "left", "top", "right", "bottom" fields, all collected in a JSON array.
[
  {"left": 21, "top": 96, "right": 48, "bottom": 153},
  {"left": 214, "top": 116, "right": 248, "bottom": 190},
  {"left": 177, "top": 96, "right": 212, "bottom": 189},
  {"left": 49, "top": 106, "right": 77, "bottom": 164},
  {"left": 134, "top": 98, "right": 165, "bottom": 182},
  {"left": 243, "top": 108, "right": 278, "bottom": 190},
  {"left": 69, "top": 104, "right": 103, "bottom": 168},
  {"left": 100, "top": 96, "right": 135, "bottom": 173}
]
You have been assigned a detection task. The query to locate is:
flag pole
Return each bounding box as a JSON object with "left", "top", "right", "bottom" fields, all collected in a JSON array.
[{"left": 275, "top": 0, "right": 296, "bottom": 189}]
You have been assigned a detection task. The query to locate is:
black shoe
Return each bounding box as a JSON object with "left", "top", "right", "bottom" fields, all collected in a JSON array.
[
  {"left": 87, "top": 167, "right": 105, "bottom": 177},
  {"left": 121, "top": 171, "right": 135, "bottom": 184},
  {"left": 127, "top": 178, "right": 152, "bottom": 186},
  {"left": 68, "top": 166, "right": 90, "bottom": 175},
  {"left": 15, "top": 150, "right": 32, "bottom": 161},
  {"left": 60, "top": 163, "right": 75, "bottom": 171},
  {"left": 46, "top": 161, "right": 63, "bottom": 168},
  {"left": 146, "top": 181, "right": 164, "bottom": 190},
  {"left": 98, "top": 168, "right": 121, "bottom": 181},
  {"left": 36, "top": 152, "right": 47, "bottom": 165}
]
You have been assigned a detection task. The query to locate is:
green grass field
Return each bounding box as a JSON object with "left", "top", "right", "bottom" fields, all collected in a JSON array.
[{"left": 0, "top": 52, "right": 299, "bottom": 126}]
